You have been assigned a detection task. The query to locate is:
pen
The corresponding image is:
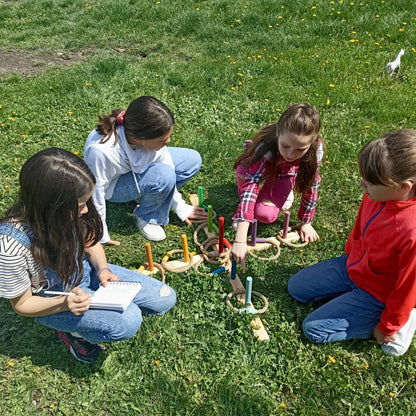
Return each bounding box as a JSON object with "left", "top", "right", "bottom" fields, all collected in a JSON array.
[{"left": 44, "top": 290, "right": 75, "bottom": 296}]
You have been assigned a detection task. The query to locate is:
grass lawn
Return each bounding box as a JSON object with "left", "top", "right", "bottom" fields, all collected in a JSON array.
[{"left": 1, "top": 0, "right": 416, "bottom": 415}]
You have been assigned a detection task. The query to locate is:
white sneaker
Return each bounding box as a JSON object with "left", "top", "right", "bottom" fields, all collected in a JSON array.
[
  {"left": 381, "top": 308, "right": 416, "bottom": 356},
  {"left": 282, "top": 191, "right": 294, "bottom": 211},
  {"left": 136, "top": 217, "right": 166, "bottom": 241}
]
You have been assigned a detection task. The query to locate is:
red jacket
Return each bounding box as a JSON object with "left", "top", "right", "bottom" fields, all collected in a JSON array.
[{"left": 345, "top": 193, "right": 416, "bottom": 335}]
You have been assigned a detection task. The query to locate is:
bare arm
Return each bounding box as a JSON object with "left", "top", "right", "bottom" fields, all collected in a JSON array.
[
  {"left": 84, "top": 242, "right": 120, "bottom": 286},
  {"left": 231, "top": 220, "right": 251, "bottom": 273},
  {"left": 9, "top": 287, "right": 91, "bottom": 317}
]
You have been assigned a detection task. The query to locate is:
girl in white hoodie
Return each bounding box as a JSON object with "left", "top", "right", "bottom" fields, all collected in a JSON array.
[{"left": 84, "top": 96, "right": 207, "bottom": 244}]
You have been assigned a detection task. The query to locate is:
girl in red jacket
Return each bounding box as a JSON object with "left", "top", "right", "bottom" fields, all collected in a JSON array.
[{"left": 289, "top": 129, "right": 416, "bottom": 356}]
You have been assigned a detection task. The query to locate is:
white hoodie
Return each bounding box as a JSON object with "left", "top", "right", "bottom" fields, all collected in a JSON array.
[{"left": 84, "top": 126, "right": 193, "bottom": 243}]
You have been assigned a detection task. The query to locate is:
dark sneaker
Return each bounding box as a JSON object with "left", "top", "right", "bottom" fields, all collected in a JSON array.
[{"left": 56, "top": 331, "right": 103, "bottom": 364}]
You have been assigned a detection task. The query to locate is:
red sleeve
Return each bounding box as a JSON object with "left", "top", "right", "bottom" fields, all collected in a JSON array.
[{"left": 378, "top": 236, "right": 416, "bottom": 335}]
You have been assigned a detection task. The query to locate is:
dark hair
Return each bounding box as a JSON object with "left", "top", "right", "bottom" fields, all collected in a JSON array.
[
  {"left": 234, "top": 103, "right": 322, "bottom": 193},
  {"left": 2, "top": 148, "right": 103, "bottom": 288},
  {"left": 96, "top": 96, "right": 175, "bottom": 144},
  {"left": 358, "top": 129, "right": 416, "bottom": 187}
]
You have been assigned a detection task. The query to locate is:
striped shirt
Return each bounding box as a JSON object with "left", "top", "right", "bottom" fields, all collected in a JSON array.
[
  {"left": 234, "top": 138, "right": 323, "bottom": 223},
  {"left": 0, "top": 222, "right": 47, "bottom": 299}
]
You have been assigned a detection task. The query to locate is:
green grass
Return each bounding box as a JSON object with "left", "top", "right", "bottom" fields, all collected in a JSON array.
[{"left": 1, "top": 0, "right": 416, "bottom": 414}]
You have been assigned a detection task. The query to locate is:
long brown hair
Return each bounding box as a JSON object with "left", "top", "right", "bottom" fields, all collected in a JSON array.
[
  {"left": 234, "top": 103, "right": 321, "bottom": 193},
  {"left": 2, "top": 148, "right": 103, "bottom": 289},
  {"left": 96, "top": 96, "right": 175, "bottom": 144}
]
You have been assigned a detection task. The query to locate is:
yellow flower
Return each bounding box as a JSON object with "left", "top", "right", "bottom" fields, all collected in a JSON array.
[
  {"left": 328, "top": 355, "right": 336, "bottom": 363},
  {"left": 73, "top": 151, "right": 79, "bottom": 155},
  {"left": 7, "top": 361, "right": 14, "bottom": 366},
  {"left": 389, "top": 392, "right": 395, "bottom": 398},
  {"left": 326, "top": 98, "right": 330, "bottom": 105},
  {"left": 86, "top": 83, "right": 92, "bottom": 86},
  {"left": 154, "top": 360, "right": 160, "bottom": 365},
  {"left": 363, "top": 361, "right": 369, "bottom": 369},
  {"left": 329, "top": 84, "right": 335, "bottom": 87}
]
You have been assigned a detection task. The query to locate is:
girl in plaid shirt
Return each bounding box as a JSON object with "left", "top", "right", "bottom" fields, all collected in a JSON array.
[{"left": 232, "top": 103, "right": 323, "bottom": 270}]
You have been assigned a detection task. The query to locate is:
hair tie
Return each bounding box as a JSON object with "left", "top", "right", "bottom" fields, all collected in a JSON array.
[{"left": 116, "top": 110, "right": 126, "bottom": 125}]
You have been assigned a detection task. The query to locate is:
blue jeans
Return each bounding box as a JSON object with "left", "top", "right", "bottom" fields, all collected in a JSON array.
[
  {"left": 108, "top": 147, "right": 201, "bottom": 224},
  {"left": 288, "top": 255, "right": 385, "bottom": 343},
  {"left": 36, "top": 258, "right": 177, "bottom": 344}
]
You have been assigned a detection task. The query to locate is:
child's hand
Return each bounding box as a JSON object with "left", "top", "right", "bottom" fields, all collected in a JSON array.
[
  {"left": 67, "top": 288, "right": 91, "bottom": 316},
  {"left": 299, "top": 223, "right": 320, "bottom": 242},
  {"left": 184, "top": 207, "right": 208, "bottom": 226},
  {"left": 373, "top": 325, "right": 397, "bottom": 344},
  {"left": 98, "top": 269, "right": 121, "bottom": 287},
  {"left": 231, "top": 242, "right": 247, "bottom": 273}
]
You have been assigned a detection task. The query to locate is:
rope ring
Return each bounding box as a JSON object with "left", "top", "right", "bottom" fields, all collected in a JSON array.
[
  {"left": 276, "top": 234, "right": 308, "bottom": 248},
  {"left": 141, "top": 262, "right": 166, "bottom": 283},
  {"left": 226, "top": 289, "right": 269, "bottom": 314},
  {"left": 161, "top": 250, "right": 194, "bottom": 273},
  {"left": 248, "top": 239, "right": 281, "bottom": 261}
]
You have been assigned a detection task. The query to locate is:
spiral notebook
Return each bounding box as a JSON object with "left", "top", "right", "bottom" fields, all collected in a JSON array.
[{"left": 90, "top": 281, "right": 142, "bottom": 311}]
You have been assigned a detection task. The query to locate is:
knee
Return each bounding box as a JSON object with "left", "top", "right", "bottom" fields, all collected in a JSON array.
[
  {"left": 288, "top": 273, "right": 307, "bottom": 302},
  {"left": 302, "top": 318, "right": 327, "bottom": 343},
  {"left": 256, "top": 211, "right": 278, "bottom": 224},
  {"left": 255, "top": 204, "right": 279, "bottom": 224},
  {"left": 153, "top": 164, "right": 176, "bottom": 191},
  {"left": 157, "top": 286, "right": 177, "bottom": 314},
  {"left": 187, "top": 149, "right": 202, "bottom": 171}
]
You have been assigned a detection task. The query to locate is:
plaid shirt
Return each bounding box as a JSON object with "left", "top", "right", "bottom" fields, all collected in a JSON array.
[{"left": 234, "top": 138, "right": 323, "bottom": 223}]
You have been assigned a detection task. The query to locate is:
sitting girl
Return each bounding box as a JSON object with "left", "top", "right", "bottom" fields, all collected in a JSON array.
[
  {"left": 0, "top": 148, "right": 176, "bottom": 363},
  {"left": 84, "top": 95, "right": 207, "bottom": 244}
]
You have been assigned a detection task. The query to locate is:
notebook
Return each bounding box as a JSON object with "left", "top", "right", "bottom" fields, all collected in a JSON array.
[{"left": 89, "top": 281, "right": 142, "bottom": 311}]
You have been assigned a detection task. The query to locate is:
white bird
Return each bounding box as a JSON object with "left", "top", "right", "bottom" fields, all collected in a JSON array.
[{"left": 385, "top": 49, "right": 405, "bottom": 78}]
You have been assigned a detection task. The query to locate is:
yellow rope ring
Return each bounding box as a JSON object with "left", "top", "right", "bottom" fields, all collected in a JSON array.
[
  {"left": 140, "top": 262, "right": 166, "bottom": 283},
  {"left": 247, "top": 238, "right": 281, "bottom": 261},
  {"left": 161, "top": 250, "right": 194, "bottom": 273},
  {"left": 226, "top": 289, "right": 269, "bottom": 314},
  {"left": 276, "top": 233, "right": 309, "bottom": 248}
]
